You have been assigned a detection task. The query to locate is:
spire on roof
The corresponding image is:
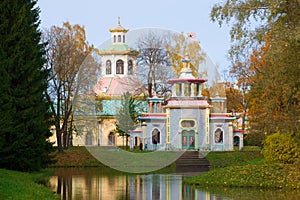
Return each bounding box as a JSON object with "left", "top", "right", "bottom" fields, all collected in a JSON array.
[
  {"left": 118, "top": 16, "right": 120, "bottom": 25},
  {"left": 182, "top": 53, "right": 191, "bottom": 69}
]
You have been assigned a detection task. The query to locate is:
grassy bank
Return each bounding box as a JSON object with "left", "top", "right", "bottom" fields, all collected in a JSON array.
[
  {"left": 50, "top": 146, "right": 176, "bottom": 173},
  {"left": 0, "top": 169, "right": 59, "bottom": 200},
  {"left": 206, "top": 148, "right": 263, "bottom": 169},
  {"left": 50, "top": 146, "right": 105, "bottom": 167},
  {"left": 184, "top": 148, "right": 300, "bottom": 190}
]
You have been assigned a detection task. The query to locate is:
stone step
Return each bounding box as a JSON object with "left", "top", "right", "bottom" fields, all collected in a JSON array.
[{"left": 175, "top": 151, "right": 210, "bottom": 173}]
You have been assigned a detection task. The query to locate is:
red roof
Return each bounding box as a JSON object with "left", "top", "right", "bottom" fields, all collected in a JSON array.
[{"left": 94, "top": 76, "right": 146, "bottom": 96}]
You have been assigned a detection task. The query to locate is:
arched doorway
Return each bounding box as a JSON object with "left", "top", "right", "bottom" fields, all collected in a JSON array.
[
  {"left": 108, "top": 132, "right": 115, "bottom": 146},
  {"left": 180, "top": 119, "right": 196, "bottom": 149},
  {"left": 152, "top": 128, "right": 160, "bottom": 150},
  {"left": 181, "top": 130, "right": 195, "bottom": 149},
  {"left": 233, "top": 131, "right": 244, "bottom": 151}
]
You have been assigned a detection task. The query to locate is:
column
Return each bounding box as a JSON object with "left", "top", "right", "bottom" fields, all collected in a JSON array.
[
  {"left": 149, "top": 102, "right": 153, "bottom": 113},
  {"left": 142, "top": 122, "right": 147, "bottom": 149},
  {"left": 191, "top": 83, "right": 195, "bottom": 97},
  {"left": 158, "top": 102, "right": 162, "bottom": 113},
  {"left": 228, "top": 122, "right": 234, "bottom": 151},
  {"left": 181, "top": 83, "right": 184, "bottom": 97},
  {"left": 198, "top": 83, "right": 202, "bottom": 97},
  {"left": 172, "top": 84, "right": 176, "bottom": 97}
]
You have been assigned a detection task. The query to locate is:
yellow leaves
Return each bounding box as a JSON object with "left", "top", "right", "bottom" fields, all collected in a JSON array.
[
  {"left": 166, "top": 32, "right": 206, "bottom": 77},
  {"left": 45, "top": 21, "right": 93, "bottom": 81}
]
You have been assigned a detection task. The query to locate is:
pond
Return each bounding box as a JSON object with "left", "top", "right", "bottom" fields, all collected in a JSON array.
[{"left": 48, "top": 168, "right": 300, "bottom": 200}]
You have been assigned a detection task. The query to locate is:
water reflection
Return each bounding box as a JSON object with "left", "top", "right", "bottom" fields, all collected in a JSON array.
[{"left": 48, "top": 168, "right": 300, "bottom": 200}]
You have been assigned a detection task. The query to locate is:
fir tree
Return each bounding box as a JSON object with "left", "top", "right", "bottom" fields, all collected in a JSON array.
[
  {"left": 0, "top": 0, "right": 54, "bottom": 171},
  {"left": 116, "top": 92, "right": 143, "bottom": 149}
]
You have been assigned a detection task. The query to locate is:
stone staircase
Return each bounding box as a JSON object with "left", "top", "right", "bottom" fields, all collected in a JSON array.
[{"left": 175, "top": 151, "right": 210, "bottom": 173}]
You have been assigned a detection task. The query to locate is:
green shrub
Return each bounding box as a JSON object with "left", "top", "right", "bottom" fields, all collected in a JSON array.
[{"left": 262, "top": 131, "right": 300, "bottom": 164}]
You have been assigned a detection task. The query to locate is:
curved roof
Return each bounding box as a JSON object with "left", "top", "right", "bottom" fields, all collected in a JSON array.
[{"left": 94, "top": 76, "right": 147, "bottom": 97}]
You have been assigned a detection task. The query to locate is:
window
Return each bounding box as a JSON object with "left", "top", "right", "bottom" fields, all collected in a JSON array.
[
  {"left": 123, "top": 35, "right": 125, "bottom": 43},
  {"left": 118, "top": 35, "right": 121, "bottom": 42},
  {"left": 106, "top": 60, "right": 111, "bottom": 74},
  {"left": 181, "top": 120, "right": 195, "bottom": 128},
  {"left": 113, "top": 35, "right": 116, "bottom": 43},
  {"left": 214, "top": 128, "right": 223, "bottom": 143},
  {"left": 128, "top": 60, "right": 133, "bottom": 75},
  {"left": 152, "top": 128, "right": 160, "bottom": 144},
  {"left": 116, "top": 59, "right": 124, "bottom": 74}
]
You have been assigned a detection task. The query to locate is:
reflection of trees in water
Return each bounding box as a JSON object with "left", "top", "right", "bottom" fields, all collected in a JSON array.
[
  {"left": 52, "top": 173, "right": 192, "bottom": 200},
  {"left": 56, "top": 175, "right": 73, "bottom": 200}
]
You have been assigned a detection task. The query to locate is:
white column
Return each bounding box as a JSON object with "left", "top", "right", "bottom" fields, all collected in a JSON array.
[
  {"left": 181, "top": 83, "right": 184, "bottom": 97},
  {"left": 191, "top": 83, "right": 195, "bottom": 97},
  {"left": 172, "top": 84, "right": 176, "bottom": 97},
  {"left": 198, "top": 83, "right": 202, "bottom": 97},
  {"left": 228, "top": 122, "right": 234, "bottom": 151}
]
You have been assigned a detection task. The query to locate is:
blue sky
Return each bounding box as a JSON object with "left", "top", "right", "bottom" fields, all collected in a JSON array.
[{"left": 37, "top": 0, "right": 231, "bottom": 75}]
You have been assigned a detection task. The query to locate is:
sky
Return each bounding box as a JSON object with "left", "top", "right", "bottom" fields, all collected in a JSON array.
[{"left": 37, "top": 0, "right": 231, "bottom": 79}]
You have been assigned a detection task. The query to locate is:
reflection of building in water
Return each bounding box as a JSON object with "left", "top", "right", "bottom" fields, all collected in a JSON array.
[{"left": 49, "top": 173, "right": 213, "bottom": 200}]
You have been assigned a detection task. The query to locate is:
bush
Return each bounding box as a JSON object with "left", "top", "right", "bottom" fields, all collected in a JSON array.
[
  {"left": 244, "top": 131, "right": 266, "bottom": 147},
  {"left": 262, "top": 131, "right": 300, "bottom": 164}
]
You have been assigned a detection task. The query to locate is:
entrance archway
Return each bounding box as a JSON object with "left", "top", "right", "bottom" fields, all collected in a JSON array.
[
  {"left": 181, "top": 130, "right": 195, "bottom": 149},
  {"left": 233, "top": 131, "right": 244, "bottom": 151},
  {"left": 152, "top": 128, "right": 160, "bottom": 150},
  {"left": 108, "top": 132, "right": 115, "bottom": 146}
]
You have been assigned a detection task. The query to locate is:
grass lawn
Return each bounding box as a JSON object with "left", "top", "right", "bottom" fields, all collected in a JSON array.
[
  {"left": 184, "top": 147, "right": 300, "bottom": 190},
  {"left": 50, "top": 146, "right": 176, "bottom": 174},
  {"left": 206, "top": 149, "right": 263, "bottom": 169},
  {"left": 0, "top": 169, "right": 59, "bottom": 200}
]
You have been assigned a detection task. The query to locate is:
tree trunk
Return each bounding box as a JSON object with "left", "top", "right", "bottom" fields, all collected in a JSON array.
[
  {"left": 126, "top": 135, "right": 129, "bottom": 150},
  {"left": 148, "top": 82, "right": 152, "bottom": 97},
  {"left": 62, "top": 122, "right": 68, "bottom": 149},
  {"left": 55, "top": 123, "right": 63, "bottom": 153}
]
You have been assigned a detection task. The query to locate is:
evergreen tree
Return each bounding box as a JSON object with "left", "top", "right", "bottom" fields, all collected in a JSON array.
[
  {"left": 0, "top": 0, "right": 54, "bottom": 171},
  {"left": 116, "top": 92, "right": 143, "bottom": 149}
]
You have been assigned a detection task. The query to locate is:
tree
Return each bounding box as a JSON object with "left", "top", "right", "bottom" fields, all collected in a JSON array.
[
  {"left": 115, "top": 92, "right": 144, "bottom": 149},
  {"left": 211, "top": 0, "right": 300, "bottom": 136},
  {"left": 263, "top": 131, "right": 300, "bottom": 164},
  {"left": 0, "top": 0, "right": 54, "bottom": 171},
  {"left": 43, "top": 22, "right": 95, "bottom": 152},
  {"left": 166, "top": 32, "right": 206, "bottom": 77},
  {"left": 136, "top": 31, "right": 171, "bottom": 97}
]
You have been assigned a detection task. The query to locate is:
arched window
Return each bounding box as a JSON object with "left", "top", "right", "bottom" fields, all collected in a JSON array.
[
  {"left": 181, "top": 120, "right": 195, "bottom": 128},
  {"left": 123, "top": 35, "right": 125, "bottom": 43},
  {"left": 128, "top": 60, "right": 133, "bottom": 75},
  {"left": 106, "top": 60, "right": 111, "bottom": 74},
  {"left": 116, "top": 59, "right": 124, "bottom": 74},
  {"left": 214, "top": 128, "right": 223, "bottom": 143},
  {"left": 113, "top": 35, "right": 116, "bottom": 43},
  {"left": 152, "top": 128, "right": 160, "bottom": 144},
  {"left": 118, "top": 35, "right": 121, "bottom": 42}
]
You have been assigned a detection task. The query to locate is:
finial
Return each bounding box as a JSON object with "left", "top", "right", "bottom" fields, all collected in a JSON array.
[
  {"left": 118, "top": 16, "right": 120, "bottom": 25},
  {"left": 181, "top": 53, "right": 191, "bottom": 68}
]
